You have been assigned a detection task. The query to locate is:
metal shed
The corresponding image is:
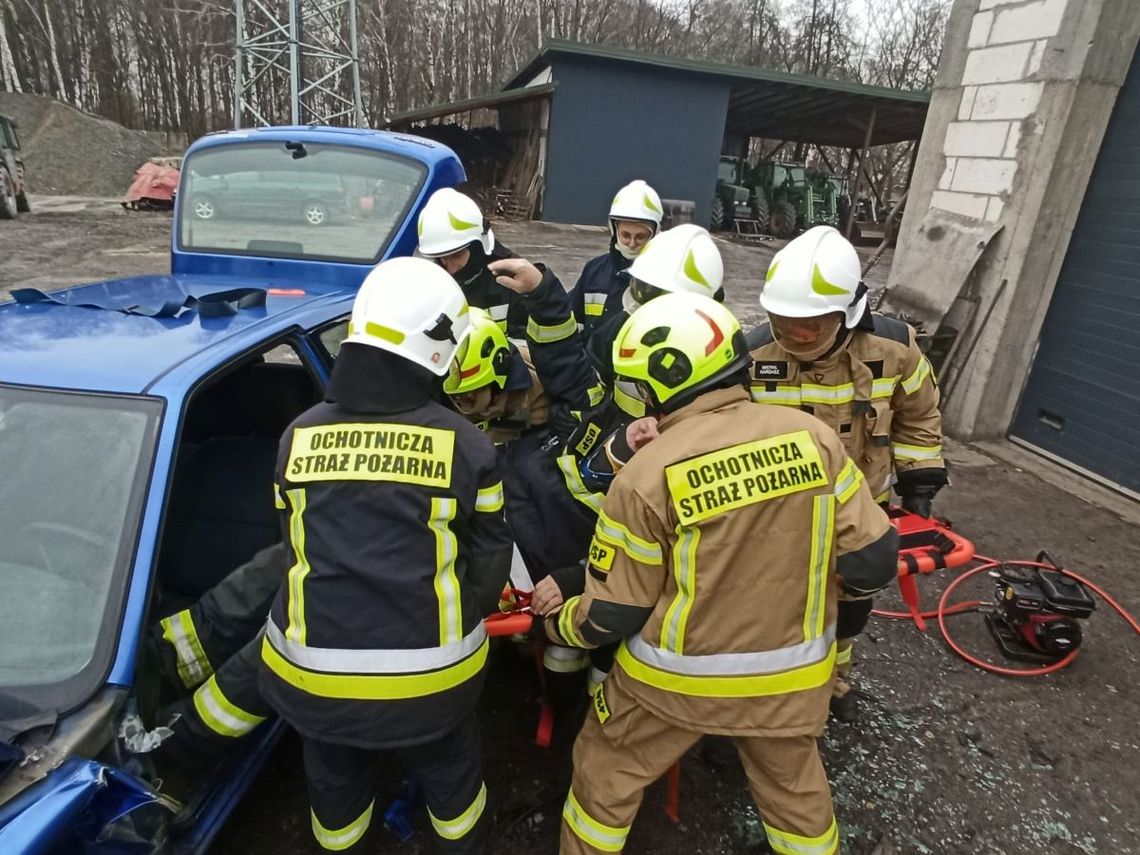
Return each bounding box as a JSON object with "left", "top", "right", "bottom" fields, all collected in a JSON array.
[{"left": 387, "top": 40, "right": 930, "bottom": 227}]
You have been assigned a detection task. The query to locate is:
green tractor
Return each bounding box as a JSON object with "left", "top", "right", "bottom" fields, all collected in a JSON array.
[
  {"left": 710, "top": 156, "right": 847, "bottom": 238},
  {"left": 710, "top": 156, "right": 753, "bottom": 231},
  {"left": 0, "top": 113, "right": 29, "bottom": 220}
]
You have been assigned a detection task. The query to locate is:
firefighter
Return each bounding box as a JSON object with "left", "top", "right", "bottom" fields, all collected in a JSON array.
[
  {"left": 417, "top": 187, "right": 527, "bottom": 338},
  {"left": 544, "top": 292, "right": 897, "bottom": 855},
  {"left": 257, "top": 257, "right": 513, "bottom": 853},
  {"left": 569, "top": 179, "right": 663, "bottom": 337},
  {"left": 749, "top": 225, "right": 947, "bottom": 720},
  {"left": 443, "top": 305, "right": 598, "bottom": 598}
]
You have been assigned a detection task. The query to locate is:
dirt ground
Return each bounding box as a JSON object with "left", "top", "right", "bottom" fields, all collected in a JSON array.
[{"left": 2, "top": 201, "right": 1139, "bottom": 854}]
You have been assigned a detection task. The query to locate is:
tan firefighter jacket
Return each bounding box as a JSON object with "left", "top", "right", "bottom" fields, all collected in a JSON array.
[
  {"left": 746, "top": 314, "right": 944, "bottom": 502},
  {"left": 545, "top": 387, "right": 893, "bottom": 737}
]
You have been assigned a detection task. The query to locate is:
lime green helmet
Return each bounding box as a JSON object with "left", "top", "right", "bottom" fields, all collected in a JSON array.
[
  {"left": 611, "top": 292, "right": 749, "bottom": 416},
  {"left": 443, "top": 307, "right": 512, "bottom": 395}
]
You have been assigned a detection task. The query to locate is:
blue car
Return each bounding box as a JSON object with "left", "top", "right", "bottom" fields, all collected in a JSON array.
[{"left": 0, "top": 126, "right": 464, "bottom": 853}]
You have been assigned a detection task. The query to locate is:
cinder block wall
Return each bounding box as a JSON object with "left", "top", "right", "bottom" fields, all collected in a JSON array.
[{"left": 887, "top": 0, "right": 1140, "bottom": 439}]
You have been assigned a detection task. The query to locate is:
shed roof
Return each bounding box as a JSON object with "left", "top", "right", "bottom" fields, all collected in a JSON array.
[
  {"left": 383, "top": 83, "right": 556, "bottom": 129},
  {"left": 507, "top": 40, "right": 929, "bottom": 147}
]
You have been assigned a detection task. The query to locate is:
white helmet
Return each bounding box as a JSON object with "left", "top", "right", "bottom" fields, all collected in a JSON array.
[
  {"left": 417, "top": 188, "right": 494, "bottom": 258},
  {"left": 345, "top": 257, "right": 471, "bottom": 376},
  {"left": 625, "top": 223, "right": 724, "bottom": 309},
  {"left": 760, "top": 225, "right": 867, "bottom": 328},
  {"left": 609, "top": 180, "right": 663, "bottom": 233}
]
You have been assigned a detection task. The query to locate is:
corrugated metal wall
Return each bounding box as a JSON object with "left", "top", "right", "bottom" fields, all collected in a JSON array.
[
  {"left": 542, "top": 58, "right": 730, "bottom": 226},
  {"left": 1011, "top": 47, "right": 1140, "bottom": 494}
]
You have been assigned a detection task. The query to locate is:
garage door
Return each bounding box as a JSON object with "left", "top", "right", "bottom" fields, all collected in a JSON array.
[{"left": 1010, "top": 47, "right": 1140, "bottom": 496}]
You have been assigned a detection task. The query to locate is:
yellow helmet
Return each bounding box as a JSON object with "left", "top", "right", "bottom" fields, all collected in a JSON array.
[
  {"left": 611, "top": 292, "right": 748, "bottom": 415},
  {"left": 443, "top": 307, "right": 512, "bottom": 395}
]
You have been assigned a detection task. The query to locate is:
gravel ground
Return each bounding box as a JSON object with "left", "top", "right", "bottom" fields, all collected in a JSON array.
[{"left": 2, "top": 201, "right": 1137, "bottom": 855}]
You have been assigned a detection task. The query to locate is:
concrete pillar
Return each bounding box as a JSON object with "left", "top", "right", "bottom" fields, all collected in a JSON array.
[{"left": 885, "top": 0, "right": 1140, "bottom": 439}]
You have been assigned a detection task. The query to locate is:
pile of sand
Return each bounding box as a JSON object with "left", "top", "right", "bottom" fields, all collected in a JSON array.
[{"left": 0, "top": 92, "right": 182, "bottom": 197}]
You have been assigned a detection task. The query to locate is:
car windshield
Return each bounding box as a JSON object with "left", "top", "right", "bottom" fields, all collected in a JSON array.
[
  {"left": 178, "top": 141, "right": 427, "bottom": 264},
  {"left": 0, "top": 386, "right": 159, "bottom": 713}
]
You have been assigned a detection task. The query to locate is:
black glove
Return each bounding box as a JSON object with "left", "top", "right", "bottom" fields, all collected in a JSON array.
[{"left": 895, "top": 467, "right": 949, "bottom": 518}]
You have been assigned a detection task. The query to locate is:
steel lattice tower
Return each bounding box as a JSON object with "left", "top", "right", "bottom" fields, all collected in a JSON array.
[{"left": 234, "top": 0, "right": 364, "bottom": 128}]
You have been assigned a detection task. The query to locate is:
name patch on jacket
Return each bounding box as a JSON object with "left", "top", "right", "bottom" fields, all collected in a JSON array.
[
  {"left": 286, "top": 423, "right": 455, "bottom": 487},
  {"left": 752, "top": 360, "right": 788, "bottom": 381},
  {"left": 665, "top": 430, "right": 827, "bottom": 524}
]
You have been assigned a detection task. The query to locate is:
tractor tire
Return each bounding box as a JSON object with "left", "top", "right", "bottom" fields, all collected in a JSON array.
[
  {"left": 751, "top": 194, "right": 769, "bottom": 232},
  {"left": 16, "top": 191, "right": 30, "bottom": 213},
  {"left": 0, "top": 169, "right": 16, "bottom": 220},
  {"left": 710, "top": 196, "right": 727, "bottom": 232},
  {"left": 769, "top": 200, "right": 796, "bottom": 239}
]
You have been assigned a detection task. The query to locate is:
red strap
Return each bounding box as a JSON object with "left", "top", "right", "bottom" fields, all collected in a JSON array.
[{"left": 664, "top": 762, "right": 681, "bottom": 823}]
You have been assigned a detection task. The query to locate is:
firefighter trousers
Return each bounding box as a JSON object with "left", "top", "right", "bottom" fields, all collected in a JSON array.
[
  {"left": 560, "top": 681, "right": 838, "bottom": 855},
  {"left": 304, "top": 714, "right": 490, "bottom": 853},
  {"left": 155, "top": 542, "right": 287, "bottom": 690}
]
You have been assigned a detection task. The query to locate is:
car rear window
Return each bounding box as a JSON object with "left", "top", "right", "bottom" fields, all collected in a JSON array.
[{"left": 178, "top": 141, "right": 427, "bottom": 264}]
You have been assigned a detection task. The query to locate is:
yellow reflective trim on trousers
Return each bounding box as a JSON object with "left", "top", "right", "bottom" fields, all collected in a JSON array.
[
  {"left": 615, "top": 640, "right": 836, "bottom": 698},
  {"left": 594, "top": 510, "right": 664, "bottom": 565},
  {"left": 584, "top": 302, "right": 605, "bottom": 317},
  {"left": 545, "top": 644, "right": 590, "bottom": 672},
  {"left": 661, "top": 525, "right": 700, "bottom": 654},
  {"left": 557, "top": 454, "right": 606, "bottom": 513},
  {"left": 750, "top": 385, "right": 803, "bottom": 405},
  {"left": 832, "top": 459, "right": 863, "bottom": 505},
  {"left": 285, "top": 488, "right": 311, "bottom": 644},
  {"left": 563, "top": 788, "right": 630, "bottom": 852},
  {"left": 558, "top": 596, "right": 588, "bottom": 648},
  {"left": 429, "top": 782, "right": 487, "bottom": 840},
  {"left": 260, "top": 635, "right": 488, "bottom": 700},
  {"left": 160, "top": 609, "right": 212, "bottom": 689},
  {"left": 527, "top": 314, "right": 578, "bottom": 343},
  {"left": 891, "top": 442, "right": 942, "bottom": 461},
  {"left": 429, "top": 497, "right": 463, "bottom": 645},
  {"left": 901, "top": 357, "right": 932, "bottom": 394},
  {"left": 475, "top": 482, "right": 504, "bottom": 512},
  {"left": 763, "top": 817, "right": 840, "bottom": 855},
  {"left": 803, "top": 495, "right": 834, "bottom": 642},
  {"left": 312, "top": 801, "right": 374, "bottom": 851},
  {"left": 192, "top": 673, "right": 267, "bottom": 738},
  {"left": 835, "top": 642, "right": 853, "bottom": 665}
]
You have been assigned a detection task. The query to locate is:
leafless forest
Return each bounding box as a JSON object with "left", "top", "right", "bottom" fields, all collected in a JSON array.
[{"left": 1, "top": 0, "right": 948, "bottom": 136}]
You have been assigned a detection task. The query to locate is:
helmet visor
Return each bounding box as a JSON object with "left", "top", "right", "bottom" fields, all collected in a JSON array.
[{"left": 629, "top": 277, "right": 668, "bottom": 307}]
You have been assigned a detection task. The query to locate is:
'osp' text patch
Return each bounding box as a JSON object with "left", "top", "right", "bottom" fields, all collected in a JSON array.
[
  {"left": 287, "top": 422, "right": 455, "bottom": 488},
  {"left": 665, "top": 429, "right": 827, "bottom": 524}
]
